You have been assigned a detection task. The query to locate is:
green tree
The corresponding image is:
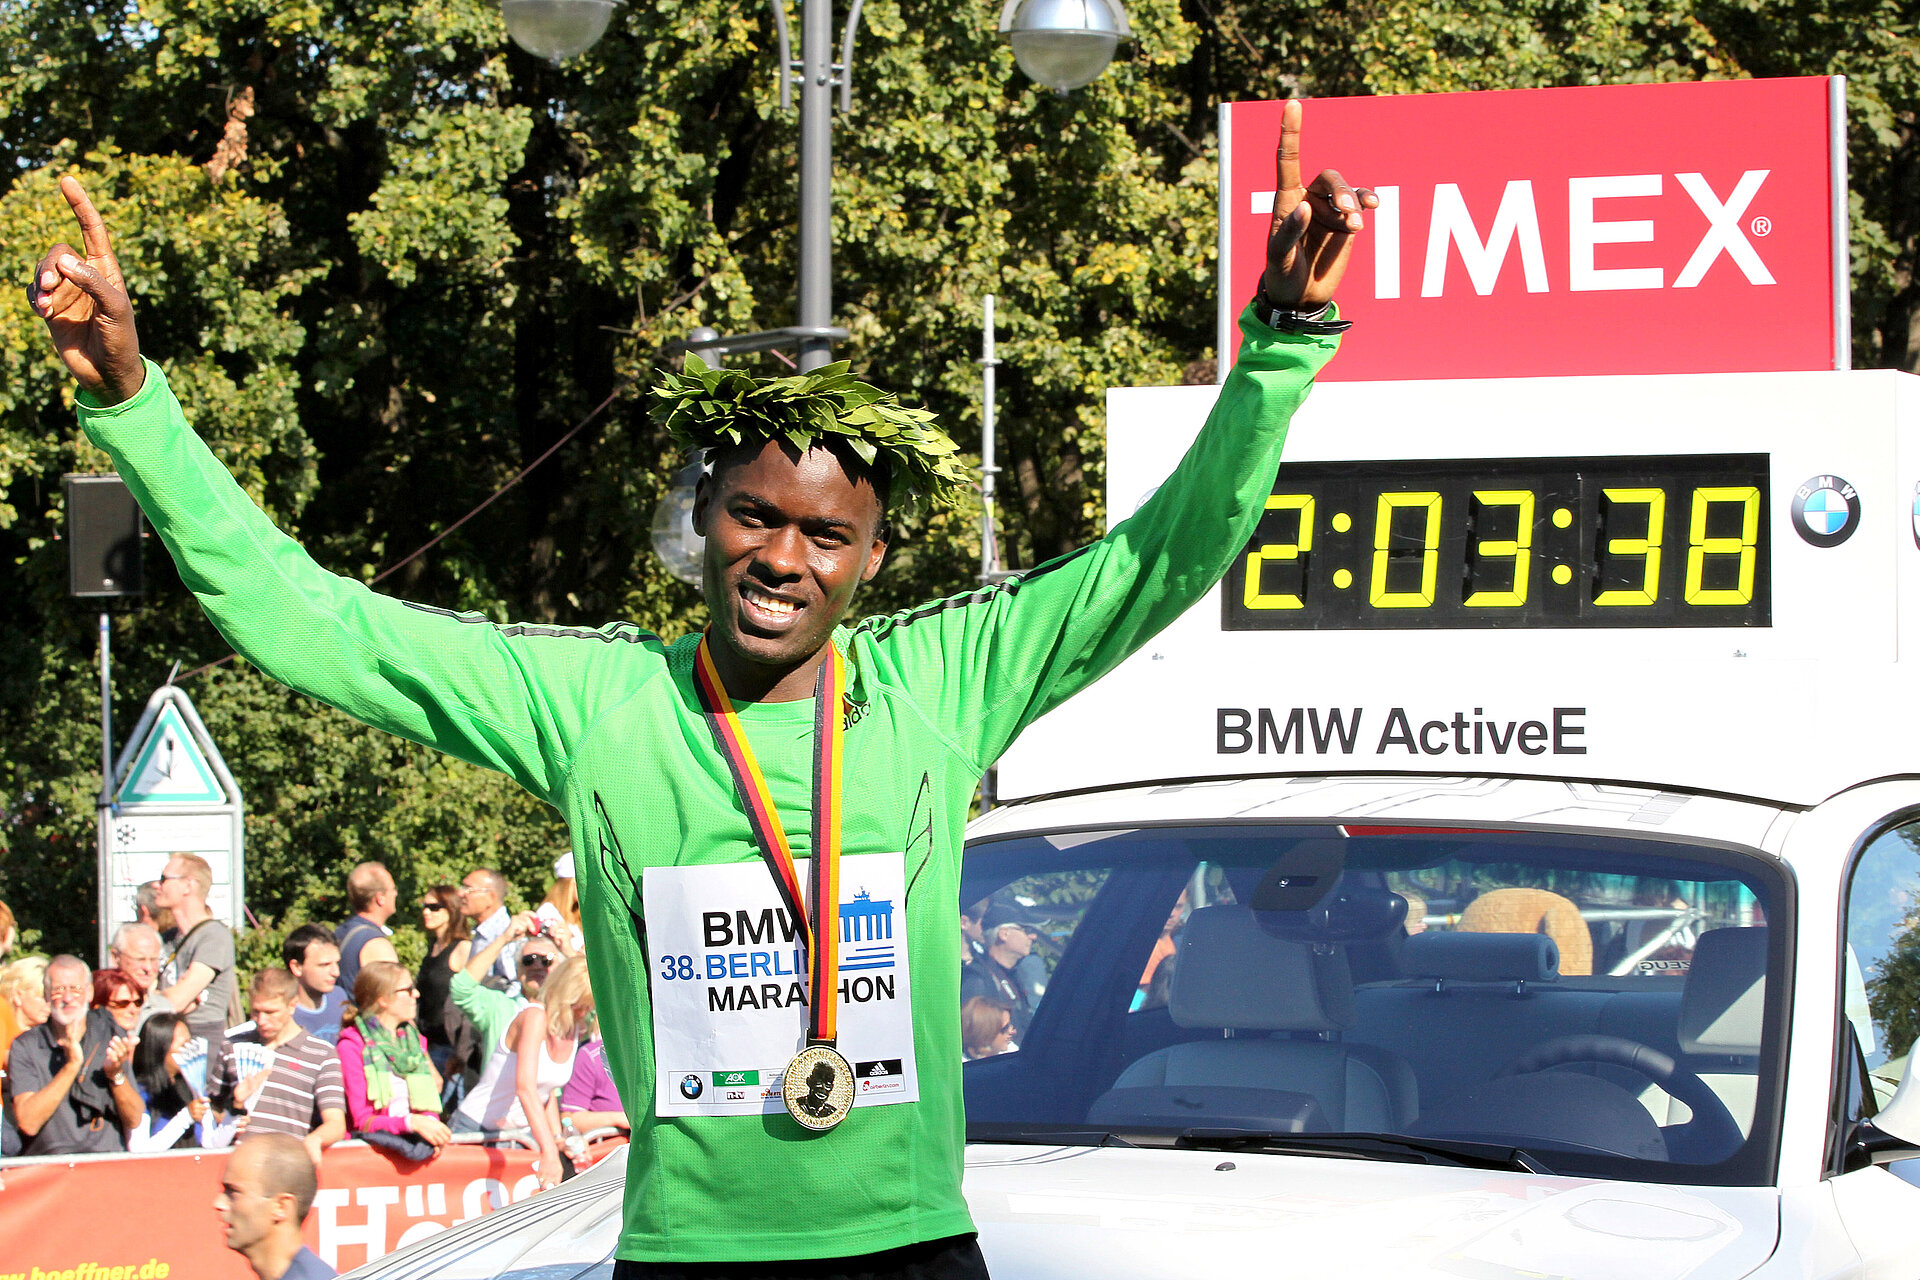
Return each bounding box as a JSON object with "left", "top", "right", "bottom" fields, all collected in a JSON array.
[{"left": 2, "top": 0, "right": 1918, "bottom": 960}]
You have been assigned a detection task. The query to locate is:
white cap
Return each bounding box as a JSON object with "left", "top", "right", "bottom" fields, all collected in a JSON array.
[{"left": 553, "top": 852, "right": 575, "bottom": 881}]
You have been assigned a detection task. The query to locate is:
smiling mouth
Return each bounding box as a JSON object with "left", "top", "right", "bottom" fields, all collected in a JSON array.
[{"left": 739, "top": 582, "right": 804, "bottom": 625}]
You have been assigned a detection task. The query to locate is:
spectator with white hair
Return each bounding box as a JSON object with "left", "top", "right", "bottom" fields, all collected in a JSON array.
[
  {"left": 459, "top": 866, "right": 518, "bottom": 988},
  {"left": 8, "top": 954, "right": 142, "bottom": 1154},
  {"left": 156, "top": 851, "right": 237, "bottom": 1043},
  {"left": 110, "top": 920, "right": 172, "bottom": 1027}
]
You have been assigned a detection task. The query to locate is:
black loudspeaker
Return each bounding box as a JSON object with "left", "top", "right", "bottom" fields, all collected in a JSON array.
[{"left": 65, "top": 473, "right": 145, "bottom": 598}]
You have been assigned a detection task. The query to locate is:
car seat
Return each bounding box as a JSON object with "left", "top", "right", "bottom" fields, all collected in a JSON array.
[{"left": 1086, "top": 906, "right": 1417, "bottom": 1133}]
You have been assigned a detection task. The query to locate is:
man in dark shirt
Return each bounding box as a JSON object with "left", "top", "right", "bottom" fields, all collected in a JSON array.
[
  {"left": 332, "top": 861, "right": 399, "bottom": 990},
  {"left": 959, "top": 904, "right": 1044, "bottom": 1037},
  {"left": 8, "top": 955, "right": 143, "bottom": 1154}
]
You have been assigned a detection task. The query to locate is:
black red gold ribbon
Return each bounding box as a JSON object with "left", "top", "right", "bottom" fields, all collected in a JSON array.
[{"left": 692, "top": 635, "right": 846, "bottom": 1045}]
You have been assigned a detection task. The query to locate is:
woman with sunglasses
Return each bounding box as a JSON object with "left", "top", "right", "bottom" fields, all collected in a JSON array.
[
  {"left": 336, "top": 961, "right": 450, "bottom": 1162},
  {"left": 413, "top": 885, "right": 471, "bottom": 1077},
  {"left": 91, "top": 968, "right": 146, "bottom": 1035}
]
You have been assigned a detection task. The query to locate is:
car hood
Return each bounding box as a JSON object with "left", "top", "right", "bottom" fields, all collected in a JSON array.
[
  {"left": 966, "top": 1144, "right": 1781, "bottom": 1280},
  {"left": 343, "top": 1144, "right": 1781, "bottom": 1280}
]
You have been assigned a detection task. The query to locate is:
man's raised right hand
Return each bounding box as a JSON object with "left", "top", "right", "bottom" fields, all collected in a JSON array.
[{"left": 27, "top": 176, "right": 144, "bottom": 405}]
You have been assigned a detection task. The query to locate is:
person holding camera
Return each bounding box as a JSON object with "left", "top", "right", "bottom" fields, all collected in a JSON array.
[
  {"left": 452, "top": 951, "right": 593, "bottom": 1190},
  {"left": 449, "top": 910, "right": 569, "bottom": 1064}
]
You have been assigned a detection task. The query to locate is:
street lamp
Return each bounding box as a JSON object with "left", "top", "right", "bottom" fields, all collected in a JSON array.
[
  {"left": 499, "top": 0, "right": 1128, "bottom": 372},
  {"left": 501, "top": 0, "right": 621, "bottom": 64},
  {"left": 997, "top": 0, "right": 1131, "bottom": 93}
]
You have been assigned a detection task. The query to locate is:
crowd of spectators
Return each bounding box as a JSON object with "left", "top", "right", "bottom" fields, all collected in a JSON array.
[{"left": 0, "top": 851, "right": 625, "bottom": 1181}]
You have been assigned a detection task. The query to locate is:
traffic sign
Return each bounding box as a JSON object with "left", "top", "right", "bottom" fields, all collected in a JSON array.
[{"left": 96, "top": 684, "right": 245, "bottom": 963}]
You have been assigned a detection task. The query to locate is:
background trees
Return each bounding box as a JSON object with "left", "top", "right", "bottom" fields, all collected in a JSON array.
[{"left": 1, "top": 0, "right": 1915, "bottom": 958}]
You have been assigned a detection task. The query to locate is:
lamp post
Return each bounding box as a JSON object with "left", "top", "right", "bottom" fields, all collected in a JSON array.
[{"left": 501, "top": 0, "right": 1130, "bottom": 371}]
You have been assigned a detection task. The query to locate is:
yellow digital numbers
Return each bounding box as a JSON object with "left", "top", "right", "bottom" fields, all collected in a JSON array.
[
  {"left": 1684, "top": 487, "right": 1761, "bottom": 605},
  {"left": 1594, "top": 488, "right": 1666, "bottom": 606},
  {"left": 1242, "top": 494, "right": 1314, "bottom": 610},
  {"left": 1229, "top": 465, "right": 1766, "bottom": 628},
  {"left": 1464, "top": 490, "right": 1535, "bottom": 608},
  {"left": 1370, "top": 492, "right": 1443, "bottom": 608}
]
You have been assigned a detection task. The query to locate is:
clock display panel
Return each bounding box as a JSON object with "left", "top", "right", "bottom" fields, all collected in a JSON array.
[{"left": 1222, "top": 453, "right": 1771, "bottom": 630}]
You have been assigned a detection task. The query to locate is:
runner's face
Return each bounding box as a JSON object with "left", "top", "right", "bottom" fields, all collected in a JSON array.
[
  {"left": 214, "top": 1147, "right": 281, "bottom": 1250},
  {"left": 695, "top": 440, "right": 886, "bottom": 679}
]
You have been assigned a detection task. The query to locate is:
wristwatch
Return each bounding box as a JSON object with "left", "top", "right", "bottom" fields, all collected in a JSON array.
[{"left": 1252, "top": 287, "right": 1352, "bottom": 335}]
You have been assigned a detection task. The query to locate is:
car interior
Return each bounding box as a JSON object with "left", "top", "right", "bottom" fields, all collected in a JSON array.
[{"left": 961, "top": 824, "right": 1784, "bottom": 1185}]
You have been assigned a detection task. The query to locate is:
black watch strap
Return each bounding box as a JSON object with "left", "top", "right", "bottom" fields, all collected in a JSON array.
[{"left": 1252, "top": 291, "right": 1353, "bottom": 335}]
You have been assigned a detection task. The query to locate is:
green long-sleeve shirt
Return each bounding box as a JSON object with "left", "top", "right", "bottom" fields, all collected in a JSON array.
[{"left": 77, "top": 307, "right": 1336, "bottom": 1262}]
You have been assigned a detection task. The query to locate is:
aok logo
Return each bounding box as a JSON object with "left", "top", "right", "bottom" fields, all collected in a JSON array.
[{"left": 1254, "top": 171, "right": 1775, "bottom": 298}]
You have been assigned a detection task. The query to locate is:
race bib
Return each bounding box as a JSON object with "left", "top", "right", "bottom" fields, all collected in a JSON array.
[{"left": 645, "top": 851, "right": 919, "bottom": 1118}]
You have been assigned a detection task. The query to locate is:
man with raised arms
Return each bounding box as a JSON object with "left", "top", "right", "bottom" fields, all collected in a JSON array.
[{"left": 29, "top": 102, "right": 1371, "bottom": 1277}]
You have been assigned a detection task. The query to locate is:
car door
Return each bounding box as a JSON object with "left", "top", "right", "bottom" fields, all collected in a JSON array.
[{"left": 1811, "top": 787, "right": 1920, "bottom": 1278}]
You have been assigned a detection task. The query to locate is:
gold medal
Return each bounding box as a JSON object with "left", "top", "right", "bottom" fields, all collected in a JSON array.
[{"left": 782, "top": 1042, "right": 855, "bottom": 1131}]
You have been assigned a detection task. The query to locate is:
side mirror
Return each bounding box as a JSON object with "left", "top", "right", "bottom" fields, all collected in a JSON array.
[{"left": 1855, "top": 1052, "right": 1920, "bottom": 1165}]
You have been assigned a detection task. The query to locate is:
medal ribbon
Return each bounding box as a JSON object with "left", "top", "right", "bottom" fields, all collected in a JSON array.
[{"left": 692, "top": 635, "right": 845, "bottom": 1045}]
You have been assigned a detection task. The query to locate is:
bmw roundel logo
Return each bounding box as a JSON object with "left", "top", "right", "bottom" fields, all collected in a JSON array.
[
  {"left": 1791, "top": 474, "right": 1860, "bottom": 548},
  {"left": 679, "top": 1074, "right": 704, "bottom": 1100}
]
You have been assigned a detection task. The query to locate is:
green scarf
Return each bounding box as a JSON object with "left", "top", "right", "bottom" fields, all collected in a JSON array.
[{"left": 356, "top": 1017, "right": 439, "bottom": 1113}]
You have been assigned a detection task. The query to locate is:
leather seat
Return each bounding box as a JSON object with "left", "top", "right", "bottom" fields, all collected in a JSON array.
[{"left": 1088, "top": 906, "right": 1417, "bottom": 1133}]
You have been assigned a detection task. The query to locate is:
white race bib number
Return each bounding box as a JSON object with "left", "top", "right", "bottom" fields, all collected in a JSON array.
[{"left": 644, "top": 852, "right": 919, "bottom": 1118}]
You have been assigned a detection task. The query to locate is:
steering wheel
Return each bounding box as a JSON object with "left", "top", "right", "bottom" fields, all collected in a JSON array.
[{"left": 1496, "top": 1033, "right": 1744, "bottom": 1159}]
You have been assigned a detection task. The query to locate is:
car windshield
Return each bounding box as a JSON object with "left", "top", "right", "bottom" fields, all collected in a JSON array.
[{"left": 959, "top": 823, "right": 1787, "bottom": 1186}]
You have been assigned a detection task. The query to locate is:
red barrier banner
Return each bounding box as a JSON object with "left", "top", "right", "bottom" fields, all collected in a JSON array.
[
  {"left": 0, "top": 1139, "right": 623, "bottom": 1277},
  {"left": 1220, "top": 77, "right": 1846, "bottom": 380}
]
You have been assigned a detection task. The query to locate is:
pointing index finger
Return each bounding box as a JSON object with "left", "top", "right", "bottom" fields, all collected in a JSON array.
[
  {"left": 59, "top": 175, "right": 116, "bottom": 263},
  {"left": 1275, "top": 98, "right": 1304, "bottom": 196}
]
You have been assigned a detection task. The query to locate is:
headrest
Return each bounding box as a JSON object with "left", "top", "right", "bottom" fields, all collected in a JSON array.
[
  {"left": 1170, "top": 906, "right": 1353, "bottom": 1032},
  {"left": 1678, "top": 927, "right": 1768, "bottom": 1057},
  {"left": 1403, "top": 931, "right": 1559, "bottom": 983}
]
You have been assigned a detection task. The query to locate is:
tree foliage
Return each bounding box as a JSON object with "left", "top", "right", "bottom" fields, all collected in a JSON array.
[{"left": 1, "top": 0, "right": 1918, "bottom": 957}]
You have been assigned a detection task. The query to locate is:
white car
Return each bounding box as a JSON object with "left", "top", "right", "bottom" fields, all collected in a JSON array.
[{"left": 343, "top": 771, "right": 1920, "bottom": 1279}]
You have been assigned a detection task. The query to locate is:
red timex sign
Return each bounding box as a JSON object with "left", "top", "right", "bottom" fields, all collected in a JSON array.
[{"left": 1219, "top": 77, "right": 1848, "bottom": 381}]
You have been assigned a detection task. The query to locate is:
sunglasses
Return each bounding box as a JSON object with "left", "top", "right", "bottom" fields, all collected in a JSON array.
[
  {"left": 420, "top": 902, "right": 448, "bottom": 913},
  {"left": 520, "top": 954, "right": 554, "bottom": 969},
  {"left": 106, "top": 998, "right": 141, "bottom": 1010}
]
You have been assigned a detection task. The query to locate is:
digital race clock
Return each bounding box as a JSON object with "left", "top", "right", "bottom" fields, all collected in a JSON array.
[{"left": 1223, "top": 454, "right": 1771, "bottom": 630}]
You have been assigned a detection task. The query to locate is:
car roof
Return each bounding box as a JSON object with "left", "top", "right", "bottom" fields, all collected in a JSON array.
[{"left": 969, "top": 774, "right": 1789, "bottom": 852}]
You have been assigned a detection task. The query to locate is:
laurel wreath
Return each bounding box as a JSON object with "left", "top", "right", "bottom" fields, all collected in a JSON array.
[{"left": 651, "top": 354, "right": 971, "bottom": 516}]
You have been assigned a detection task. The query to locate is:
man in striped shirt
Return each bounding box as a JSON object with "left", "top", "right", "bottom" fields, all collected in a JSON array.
[{"left": 209, "top": 969, "right": 347, "bottom": 1165}]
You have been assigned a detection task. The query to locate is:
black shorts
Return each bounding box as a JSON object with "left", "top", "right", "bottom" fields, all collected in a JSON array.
[{"left": 612, "top": 1233, "right": 990, "bottom": 1280}]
